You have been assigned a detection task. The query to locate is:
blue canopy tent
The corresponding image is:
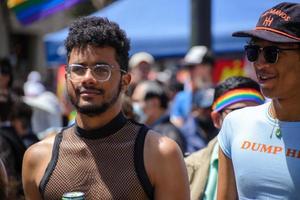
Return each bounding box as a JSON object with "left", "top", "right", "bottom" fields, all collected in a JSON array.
[
  {"left": 211, "top": 0, "right": 299, "bottom": 53},
  {"left": 44, "top": 0, "right": 299, "bottom": 66},
  {"left": 44, "top": 0, "right": 189, "bottom": 66}
]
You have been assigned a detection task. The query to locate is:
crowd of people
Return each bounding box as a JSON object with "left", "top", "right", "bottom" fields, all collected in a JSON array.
[{"left": 0, "top": 2, "right": 299, "bottom": 200}]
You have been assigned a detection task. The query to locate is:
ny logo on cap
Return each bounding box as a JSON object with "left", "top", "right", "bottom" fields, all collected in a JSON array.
[{"left": 262, "top": 16, "right": 274, "bottom": 27}]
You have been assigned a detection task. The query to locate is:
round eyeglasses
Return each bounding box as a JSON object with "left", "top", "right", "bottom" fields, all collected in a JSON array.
[
  {"left": 67, "top": 64, "right": 127, "bottom": 82},
  {"left": 244, "top": 45, "right": 300, "bottom": 64}
]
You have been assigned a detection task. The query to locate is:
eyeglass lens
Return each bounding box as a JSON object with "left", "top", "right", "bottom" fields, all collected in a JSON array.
[{"left": 69, "top": 64, "right": 111, "bottom": 81}]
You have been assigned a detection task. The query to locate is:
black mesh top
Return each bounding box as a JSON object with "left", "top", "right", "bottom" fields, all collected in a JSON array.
[{"left": 39, "top": 113, "right": 153, "bottom": 200}]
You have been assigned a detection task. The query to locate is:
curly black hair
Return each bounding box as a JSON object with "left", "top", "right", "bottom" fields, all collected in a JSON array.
[{"left": 65, "top": 17, "right": 130, "bottom": 71}]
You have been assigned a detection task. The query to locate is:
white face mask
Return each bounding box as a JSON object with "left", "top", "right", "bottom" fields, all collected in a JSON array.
[{"left": 132, "top": 102, "right": 148, "bottom": 123}]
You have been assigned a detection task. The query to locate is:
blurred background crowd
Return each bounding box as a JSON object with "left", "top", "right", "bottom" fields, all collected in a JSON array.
[{"left": 1, "top": 0, "right": 298, "bottom": 199}]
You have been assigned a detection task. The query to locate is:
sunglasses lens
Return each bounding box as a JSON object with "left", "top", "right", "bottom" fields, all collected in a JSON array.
[
  {"left": 245, "top": 45, "right": 259, "bottom": 62},
  {"left": 263, "top": 46, "right": 278, "bottom": 64}
]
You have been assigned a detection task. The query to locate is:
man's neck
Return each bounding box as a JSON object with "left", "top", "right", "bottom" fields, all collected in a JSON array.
[
  {"left": 271, "top": 97, "right": 300, "bottom": 121},
  {"left": 76, "top": 106, "right": 122, "bottom": 130}
]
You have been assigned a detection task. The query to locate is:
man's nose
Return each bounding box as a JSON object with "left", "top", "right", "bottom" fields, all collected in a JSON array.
[
  {"left": 254, "top": 52, "right": 269, "bottom": 70},
  {"left": 82, "top": 68, "right": 97, "bottom": 83}
]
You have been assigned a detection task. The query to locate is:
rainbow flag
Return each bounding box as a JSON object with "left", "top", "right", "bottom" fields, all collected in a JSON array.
[{"left": 8, "top": 0, "right": 84, "bottom": 25}]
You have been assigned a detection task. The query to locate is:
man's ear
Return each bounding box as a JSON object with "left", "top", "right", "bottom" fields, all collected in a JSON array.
[
  {"left": 211, "top": 111, "right": 222, "bottom": 129},
  {"left": 121, "top": 73, "right": 131, "bottom": 90},
  {"left": 65, "top": 72, "right": 68, "bottom": 84}
]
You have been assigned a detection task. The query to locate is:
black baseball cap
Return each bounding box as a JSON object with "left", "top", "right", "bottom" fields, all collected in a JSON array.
[{"left": 232, "top": 2, "right": 300, "bottom": 43}]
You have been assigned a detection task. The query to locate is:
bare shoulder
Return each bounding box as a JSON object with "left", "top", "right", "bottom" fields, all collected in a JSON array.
[
  {"left": 23, "top": 134, "right": 57, "bottom": 184},
  {"left": 144, "top": 130, "right": 190, "bottom": 199},
  {"left": 144, "top": 130, "right": 185, "bottom": 173},
  {"left": 24, "top": 134, "right": 56, "bottom": 165},
  {"left": 145, "top": 130, "right": 182, "bottom": 157},
  {"left": 144, "top": 129, "right": 184, "bottom": 177},
  {"left": 22, "top": 134, "right": 57, "bottom": 200}
]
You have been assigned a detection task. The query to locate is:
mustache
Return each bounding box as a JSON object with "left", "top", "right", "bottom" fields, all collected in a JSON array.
[{"left": 75, "top": 86, "right": 105, "bottom": 95}]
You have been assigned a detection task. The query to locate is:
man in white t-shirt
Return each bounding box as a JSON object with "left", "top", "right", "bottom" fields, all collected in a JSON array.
[{"left": 217, "top": 2, "right": 300, "bottom": 200}]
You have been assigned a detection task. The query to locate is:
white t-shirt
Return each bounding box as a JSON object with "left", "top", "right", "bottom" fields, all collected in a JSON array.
[{"left": 218, "top": 102, "right": 300, "bottom": 200}]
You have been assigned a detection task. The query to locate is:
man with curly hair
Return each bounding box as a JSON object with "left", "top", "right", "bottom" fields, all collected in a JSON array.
[{"left": 22, "top": 17, "right": 189, "bottom": 200}]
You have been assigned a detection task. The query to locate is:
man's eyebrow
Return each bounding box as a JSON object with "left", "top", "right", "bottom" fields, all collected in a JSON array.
[
  {"left": 69, "top": 61, "right": 84, "bottom": 65},
  {"left": 95, "top": 62, "right": 110, "bottom": 65},
  {"left": 69, "top": 62, "right": 111, "bottom": 66}
]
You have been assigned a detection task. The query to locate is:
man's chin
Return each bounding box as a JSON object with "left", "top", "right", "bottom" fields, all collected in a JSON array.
[{"left": 76, "top": 104, "right": 109, "bottom": 116}]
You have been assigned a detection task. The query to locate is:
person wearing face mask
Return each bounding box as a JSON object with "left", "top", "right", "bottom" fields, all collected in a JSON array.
[
  {"left": 218, "top": 3, "right": 300, "bottom": 199},
  {"left": 181, "top": 88, "right": 217, "bottom": 154},
  {"left": 132, "top": 80, "right": 187, "bottom": 153}
]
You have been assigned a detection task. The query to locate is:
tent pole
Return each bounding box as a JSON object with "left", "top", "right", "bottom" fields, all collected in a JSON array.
[{"left": 191, "top": 0, "right": 212, "bottom": 49}]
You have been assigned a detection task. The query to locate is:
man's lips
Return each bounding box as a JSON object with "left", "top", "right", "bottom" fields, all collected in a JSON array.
[
  {"left": 257, "top": 72, "right": 276, "bottom": 83},
  {"left": 78, "top": 88, "right": 104, "bottom": 96}
]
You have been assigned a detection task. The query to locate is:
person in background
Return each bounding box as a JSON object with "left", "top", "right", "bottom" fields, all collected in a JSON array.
[
  {"left": 0, "top": 158, "right": 8, "bottom": 200},
  {"left": 218, "top": 3, "right": 300, "bottom": 199},
  {"left": 182, "top": 88, "right": 217, "bottom": 153},
  {"left": 0, "top": 90, "right": 26, "bottom": 199},
  {"left": 192, "top": 89, "right": 218, "bottom": 142},
  {"left": 1, "top": 58, "right": 27, "bottom": 199},
  {"left": 121, "top": 94, "right": 138, "bottom": 121},
  {"left": 0, "top": 58, "right": 13, "bottom": 99},
  {"left": 166, "top": 75, "right": 184, "bottom": 102},
  {"left": 23, "top": 71, "right": 44, "bottom": 97},
  {"left": 128, "top": 52, "right": 154, "bottom": 84},
  {"left": 170, "top": 46, "right": 214, "bottom": 128},
  {"left": 23, "top": 71, "right": 63, "bottom": 138},
  {"left": 127, "top": 51, "right": 155, "bottom": 96},
  {"left": 185, "top": 76, "right": 264, "bottom": 200},
  {"left": 132, "top": 80, "right": 187, "bottom": 153},
  {"left": 22, "top": 16, "right": 189, "bottom": 200},
  {"left": 10, "top": 100, "right": 39, "bottom": 148}
]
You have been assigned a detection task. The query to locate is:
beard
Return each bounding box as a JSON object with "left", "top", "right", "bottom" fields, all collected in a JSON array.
[{"left": 68, "top": 80, "right": 122, "bottom": 117}]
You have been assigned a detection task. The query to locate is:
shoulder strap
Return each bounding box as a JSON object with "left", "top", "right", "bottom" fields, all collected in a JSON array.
[
  {"left": 39, "top": 129, "right": 64, "bottom": 196},
  {"left": 134, "top": 125, "right": 154, "bottom": 200}
]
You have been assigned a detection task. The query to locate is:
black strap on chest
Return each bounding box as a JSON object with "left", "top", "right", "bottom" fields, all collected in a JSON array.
[
  {"left": 134, "top": 124, "right": 154, "bottom": 200},
  {"left": 39, "top": 130, "right": 63, "bottom": 196}
]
